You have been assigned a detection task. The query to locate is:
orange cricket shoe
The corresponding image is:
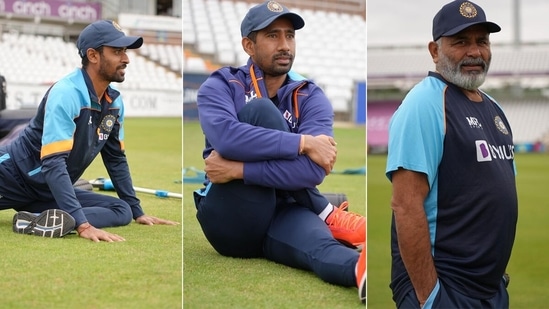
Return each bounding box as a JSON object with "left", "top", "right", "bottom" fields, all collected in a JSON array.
[{"left": 325, "top": 201, "right": 366, "bottom": 248}]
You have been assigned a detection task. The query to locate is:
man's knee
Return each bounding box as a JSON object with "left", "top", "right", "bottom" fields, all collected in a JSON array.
[
  {"left": 237, "top": 98, "right": 288, "bottom": 131},
  {"left": 102, "top": 199, "right": 133, "bottom": 227},
  {"left": 118, "top": 200, "right": 133, "bottom": 226}
]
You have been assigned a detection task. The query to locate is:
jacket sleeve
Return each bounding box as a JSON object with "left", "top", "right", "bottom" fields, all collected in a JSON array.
[
  {"left": 41, "top": 154, "right": 88, "bottom": 226},
  {"left": 100, "top": 113, "right": 144, "bottom": 219},
  {"left": 197, "top": 72, "right": 301, "bottom": 162},
  {"left": 243, "top": 86, "right": 334, "bottom": 189}
]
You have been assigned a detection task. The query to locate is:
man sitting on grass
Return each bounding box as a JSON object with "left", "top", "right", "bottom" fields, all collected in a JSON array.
[{"left": 194, "top": 1, "right": 366, "bottom": 303}]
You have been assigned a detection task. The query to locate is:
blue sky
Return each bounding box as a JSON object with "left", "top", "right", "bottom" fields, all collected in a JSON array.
[{"left": 367, "top": 0, "right": 549, "bottom": 47}]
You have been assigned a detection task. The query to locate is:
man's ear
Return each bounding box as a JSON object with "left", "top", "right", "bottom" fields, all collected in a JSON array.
[
  {"left": 428, "top": 41, "right": 439, "bottom": 64},
  {"left": 86, "top": 48, "right": 100, "bottom": 63},
  {"left": 242, "top": 37, "right": 254, "bottom": 57}
]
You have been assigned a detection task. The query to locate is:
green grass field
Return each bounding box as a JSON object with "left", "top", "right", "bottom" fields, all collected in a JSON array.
[
  {"left": 0, "top": 118, "right": 182, "bottom": 308},
  {"left": 367, "top": 153, "right": 549, "bottom": 308},
  {"left": 183, "top": 121, "right": 366, "bottom": 308}
]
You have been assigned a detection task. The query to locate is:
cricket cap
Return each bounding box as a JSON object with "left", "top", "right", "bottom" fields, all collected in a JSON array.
[
  {"left": 240, "top": 1, "right": 305, "bottom": 37},
  {"left": 432, "top": 1, "right": 500, "bottom": 41},
  {"left": 76, "top": 20, "right": 143, "bottom": 58}
]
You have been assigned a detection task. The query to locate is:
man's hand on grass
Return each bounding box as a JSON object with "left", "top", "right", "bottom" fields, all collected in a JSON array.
[
  {"left": 135, "top": 214, "right": 180, "bottom": 226},
  {"left": 77, "top": 222, "right": 125, "bottom": 242}
]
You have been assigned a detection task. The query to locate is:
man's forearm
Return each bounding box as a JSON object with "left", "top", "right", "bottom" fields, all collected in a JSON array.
[
  {"left": 391, "top": 169, "right": 437, "bottom": 306},
  {"left": 229, "top": 160, "right": 244, "bottom": 180},
  {"left": 394, "top": 204, "right": 438, "bottom": 305}
]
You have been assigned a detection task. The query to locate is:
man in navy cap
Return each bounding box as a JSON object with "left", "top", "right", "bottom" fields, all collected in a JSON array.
[
  {"left": 386, "top": 1, "right": 517, "bottom": 308},
  {"left": 194, "top": 0, "right": 366, "bottom": 303},
  {"left": 0, "top": 20, "right": 178, "bottom": 242}
]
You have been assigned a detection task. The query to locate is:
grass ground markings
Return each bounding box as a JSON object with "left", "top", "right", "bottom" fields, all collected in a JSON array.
[
  {"left": 183, "top": 121, "right": 366, "bottom": 308},
  {"left": 0, "top": 118, "right": 181, "bottom": 308},
  {"left": 367, "top": 153, "right": 549, "bottom": 308}
]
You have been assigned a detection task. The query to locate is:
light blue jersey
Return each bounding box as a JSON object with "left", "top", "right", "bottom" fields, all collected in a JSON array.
[
  {"left": 0, "top": 68, "right": 143, "bottom": 226},
  {"left": 386, "top": 72, "right": 518, "bottom": 301}
]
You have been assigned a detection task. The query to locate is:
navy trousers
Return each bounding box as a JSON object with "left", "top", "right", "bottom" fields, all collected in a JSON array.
[
  {"left": 0, "top": 152, "right": 132, "bottom": 228},
  {"left": 398, "top": 278, "right": 509, "bottom": 309},
  {"left": 195, "top": 99, "right": 358, "bottom": 287},
  {"left": 12, "top": 189, "right": 133, "bottom": 228}
]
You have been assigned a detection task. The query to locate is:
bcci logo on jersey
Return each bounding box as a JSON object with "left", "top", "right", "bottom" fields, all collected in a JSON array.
[
  {"left": 97, "top": 114, "right": 116, "bottom": 141},
  {"left": 476, "top": 140, "right": 514, "bottom": 162}
]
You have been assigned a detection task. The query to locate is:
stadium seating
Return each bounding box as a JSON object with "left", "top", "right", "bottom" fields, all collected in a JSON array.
[
  {"left": 0, "top": 31, "right": 182, "bottom": 91},
  {"left": 0, "top": 32, "right": 79, "bottom": 85},
  {"left": 498, "top": 100, "right": 549, "bottom": 144},
  {"left": 183, "top": 0, "right": 366, "bottom": 112}
]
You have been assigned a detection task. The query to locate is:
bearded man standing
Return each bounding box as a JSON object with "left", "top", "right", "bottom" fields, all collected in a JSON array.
[{"left": 386, "top": 1, "right": 518, "bottom": 308}]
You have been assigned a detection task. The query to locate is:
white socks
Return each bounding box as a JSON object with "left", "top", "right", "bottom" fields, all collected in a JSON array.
[{"left": 318, "top": 203, "right": 335, "bottom": 222}]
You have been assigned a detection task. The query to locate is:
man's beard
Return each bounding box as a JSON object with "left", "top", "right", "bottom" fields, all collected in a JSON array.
[
  {"left": 264, "top": 52, "right": 294, "bottom": 77},
  {"left": 99, "top": 59, "right": 126, "bottom": 83},
  {"left": 438, "top": 53, "right": 490, "bottom": 90}
]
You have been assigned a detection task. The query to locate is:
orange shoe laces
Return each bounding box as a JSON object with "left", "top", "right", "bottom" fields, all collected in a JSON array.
[{"left": 328, "top": 201, "right": 365, "bottom": 230}]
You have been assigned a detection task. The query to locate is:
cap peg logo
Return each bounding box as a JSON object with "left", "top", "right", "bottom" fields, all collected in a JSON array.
[
  {"left": 459, "top": 2, "right": 477, "bottom": 18},
  {"left": 112, "top": 21, "right": 123, "bottom": 32},
  {"left": 267, "top": 1, "right": 283, "bottom": 12}
]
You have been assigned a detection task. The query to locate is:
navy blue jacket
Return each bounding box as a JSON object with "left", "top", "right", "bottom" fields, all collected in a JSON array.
[{"left": 197, "top": 59, "right": 334, "bottom": 190}]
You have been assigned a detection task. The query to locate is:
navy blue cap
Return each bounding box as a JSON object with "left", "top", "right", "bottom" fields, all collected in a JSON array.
[
  {"left": 432, "top": 1, "right": 500, "bottom": 41},
  {"left": 76, "top": 20, "right": 143, "bottom": 58},
  {"left": 240, "top": 1, "right": 305, "bottom": 37}
]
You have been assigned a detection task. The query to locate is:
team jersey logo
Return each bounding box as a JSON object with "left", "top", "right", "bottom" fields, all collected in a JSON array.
[
  {"left": 97, "top": 114, "right": 116, "bottom": 141},
  {"left": 466, "top": 116, "right": 482, "bottom": 129},
  {"left": 100, "top": 115, "right": 116, "bottom": 133},
  {"left": 476, "top": 140, "right": 514, "bottom": 162},
  {"left": 283, "top": 110, "right": 292, "bottom": 123},
  {"left": 494, "top": 116, "right": 509, "bottom": 135},
  {"left": 245, "top": 90, "right": 258, "bottom": 103},
  {"left": 476, "top": 140, "right": 492, "bottom": 162}
]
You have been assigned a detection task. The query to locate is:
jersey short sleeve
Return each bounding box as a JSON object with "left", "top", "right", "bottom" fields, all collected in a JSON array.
[
  {"left": 41, "top": 80, "right": 87, "bottom": 158},
  {"left": 386, "top": 76, "right": 447, "bottom": 188}
]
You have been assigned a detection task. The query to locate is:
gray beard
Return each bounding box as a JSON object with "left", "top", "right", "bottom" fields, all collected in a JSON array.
[{"left": 438, "top": 54, "right": 489, "bottom": 90}]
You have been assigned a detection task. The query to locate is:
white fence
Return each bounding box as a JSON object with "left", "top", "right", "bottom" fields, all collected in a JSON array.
[{"left": 6, "top": 83, "right": 182, "bottom": 117}]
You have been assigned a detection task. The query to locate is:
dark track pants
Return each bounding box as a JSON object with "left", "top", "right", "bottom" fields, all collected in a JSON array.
[
  {"left": 12, "top": 189, "right": 133, "bottom": 228},
  {"left": 0, "top": 154, "right": 132, "bottom": 228},
  {"left": 398, "top": 278, "right": 509, "bottom": 309},
  {"left": 0, "top": 190, "right": 132, "bottom": 228},
  {"left": 195, "top": 99, "right": 358, "bottom": 287}
]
